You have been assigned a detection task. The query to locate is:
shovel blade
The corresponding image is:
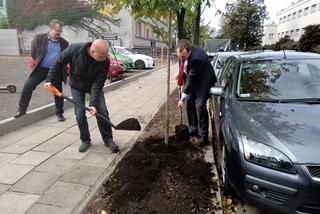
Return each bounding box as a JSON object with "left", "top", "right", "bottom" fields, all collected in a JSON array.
[{"left": 115, "top": 118, "right": 141, "bottom": 131}]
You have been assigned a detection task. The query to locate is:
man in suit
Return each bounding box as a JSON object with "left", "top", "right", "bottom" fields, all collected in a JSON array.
[
  {"left": 176, "top": 39, "right": 216, "bottom": 147},
  {"left": 14, "top": 19, "right": 69, "bottom": 122}
]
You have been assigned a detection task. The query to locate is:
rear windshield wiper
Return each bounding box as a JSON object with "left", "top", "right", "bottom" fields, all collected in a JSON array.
[
  {"left": 279, "top": 98, "right": 320, "bottom": 104},
  {"left": 237, "top": 98, "right": 281, "bottom": 103},
  {"left": 237, "top": 97, "right": 320, "bottom": 104}
]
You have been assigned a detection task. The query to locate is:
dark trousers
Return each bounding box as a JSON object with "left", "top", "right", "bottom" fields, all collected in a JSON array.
[
  {"left": 186, "top": 87, "right": 210, "bottom": 142},
  {"left": 70, "top": 87, "right": 113, "bottom": 144},
  {"left": 18, "top": 67, "right": 63, "bottom": 114}
]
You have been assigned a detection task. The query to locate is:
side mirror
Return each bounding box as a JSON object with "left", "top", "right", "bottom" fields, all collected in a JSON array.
[{"left": 210, "top": 86, "right": 225, "bottom": 97}]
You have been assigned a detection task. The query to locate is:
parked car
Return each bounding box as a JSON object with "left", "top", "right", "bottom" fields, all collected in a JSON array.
[
  {"left": 210, "top": 51, "right": 320, "bottom": 214},
  {"left": 211, "top": 51, "right": 243, "bottom": 77},
  {"left": 111, "top": 46, "right": 155, "bottom": 69},
  {"left": 109, "top": 49, "right": 134, "bottom": 70},
  {"left": 108, "top": 58, "right": 125, "bottom": 82}
]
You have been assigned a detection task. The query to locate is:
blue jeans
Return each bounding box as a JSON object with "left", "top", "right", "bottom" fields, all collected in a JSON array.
[
  {"left": 18, "top": 67, "right": 64, "bottom": 114},
  {"left": 70, "top": 87, "right": 113, "bottom": 144}
]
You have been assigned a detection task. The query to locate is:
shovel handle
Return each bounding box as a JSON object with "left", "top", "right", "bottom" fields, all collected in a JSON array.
[
  {"left": 179, "top": 87, "right": 183, "bottom": 124},
  {"left": 63, "top": 95, "right": 117, "bottom": 129}
]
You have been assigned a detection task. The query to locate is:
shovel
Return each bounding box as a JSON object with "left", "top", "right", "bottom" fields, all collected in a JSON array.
[
  {"left": 45, "top": 85, "right": 141, "bottom": 131},
  {"left": 175, "top": 87, "right": 190, "bottom": 142}
]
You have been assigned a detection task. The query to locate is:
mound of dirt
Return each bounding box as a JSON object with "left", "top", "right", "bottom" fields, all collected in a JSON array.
[{"left": 85, "top": 89, "right": 218, "bottom": 214}]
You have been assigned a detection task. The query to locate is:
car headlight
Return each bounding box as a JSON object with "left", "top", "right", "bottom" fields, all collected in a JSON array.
[{"left": 242, "top": 136, "right": 296, "bottom": 174}]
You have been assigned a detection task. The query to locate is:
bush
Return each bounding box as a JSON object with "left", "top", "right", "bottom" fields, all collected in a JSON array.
[{"left": 0, "top": 16, "right": 8, "bottom": 29}]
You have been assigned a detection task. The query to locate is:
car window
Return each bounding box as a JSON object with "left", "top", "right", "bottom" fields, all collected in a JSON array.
[
  {"left": 220, "top": 59, "right": 235, "bottom": 87},
  {"left": 237, "top": 59, "right": 320, "bottom": 100}
]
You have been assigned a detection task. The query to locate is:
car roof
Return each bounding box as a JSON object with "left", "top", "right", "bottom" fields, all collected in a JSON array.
[{"left": 236, "top": 51, "right": 320, "bottom": 61}]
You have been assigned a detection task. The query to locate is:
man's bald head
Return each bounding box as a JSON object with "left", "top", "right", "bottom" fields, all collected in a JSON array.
[{"left": 89, "top": 39, "right": 109, "bottom": 62}]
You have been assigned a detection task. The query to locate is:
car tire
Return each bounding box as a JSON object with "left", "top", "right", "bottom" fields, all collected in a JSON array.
[
  {"left": 135, "top": 60, "right": 145, "bottom": 69},
  {"left": 221, "top": 141, "right": 232, "bottom": 196}
]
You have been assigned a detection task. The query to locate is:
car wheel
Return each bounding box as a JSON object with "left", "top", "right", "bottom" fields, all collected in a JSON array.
[
  {"left": 221, "top": 141, "right": 232, "bottom": 195},
  {"left": 7, "top": 85, "right": 17, "bottom": 93},
  {"left": 135, "top": 60, "right": 145, "bottom": 69}
]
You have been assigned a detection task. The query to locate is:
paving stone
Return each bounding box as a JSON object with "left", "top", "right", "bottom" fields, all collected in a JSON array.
[
  {"left": 0, "top": 153, "right": 18, "bottom": 167},
  {"left": 32, "top": 132, "right": 78, "bottom": 153},
  {"left": 0, "top": 191, "right": 39, "bottom": 214},
  {"left": 0, "top": 184, "right": 10, "bottom": 195},
  {"left": 37, "top": 181, "right": 89, "bottom": 208},
  {"left": 35, "top": 157, "right": 77, "bottom": 175},
  {"left": 78, "top": 152, "right": 115, "bottom": 168},
  {"left": 18, "top": 127, "right": 66, "bottom": 144},
  {"left": 10, "top": 151, "right": 52, "bottom": 166},
  {"left": 61, "top": 164, "right": 104, "bottom": 185},
  {"left": 25, "top": 203, "right": 71, "bottom": 214},
  {"left": 0, "top": 140, "right": 14, "bottom": 150},
  {"left": 54, "top": 144, "right": 88, "bottom": 160},
  {"left": 0, "top": 125, "right": 45, "bottom": 143},
  {"left": 0, "top": 143, "right": 36, "bottom": 155},
  {"left": 0, "top": 164, "right": 34, "bottom": 185},
  {"left": 11, "top": 171, "right": 59, "bottom": 194}
]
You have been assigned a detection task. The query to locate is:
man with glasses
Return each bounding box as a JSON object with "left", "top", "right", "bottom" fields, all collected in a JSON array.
[{"left": 14, "top": 19, "right": 69, "bottom": 122}]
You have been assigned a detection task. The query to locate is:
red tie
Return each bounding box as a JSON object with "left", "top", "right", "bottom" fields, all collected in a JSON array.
[{"left": 176, "top": 58, "right": 184, "bottom": 86}]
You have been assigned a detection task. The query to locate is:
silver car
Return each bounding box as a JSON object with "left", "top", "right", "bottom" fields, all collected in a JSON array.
[{"left": 210, "top": 51, "right": 320, "bottom": 214}]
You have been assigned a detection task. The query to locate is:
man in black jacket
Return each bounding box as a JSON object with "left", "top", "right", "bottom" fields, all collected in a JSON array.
[
  {"left": 44, "top": 39, "right": 119, "bottom": 153},
  {"left": 176, "top": 39, "right": 216, "bottom": 147},
  {"left": 14, "top": 19, "right": 69, "bottom": 121}
]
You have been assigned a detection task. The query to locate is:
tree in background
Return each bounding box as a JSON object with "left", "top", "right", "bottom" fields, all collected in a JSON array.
[
  {"left": 299, "top": 24, "right": 320, "bottom": 52},
  {"left": 6, "top": 0, "right": 119, "bottom": 37},
  {"left": 221, "top": 0, "right": 267, "bottom": 50}
]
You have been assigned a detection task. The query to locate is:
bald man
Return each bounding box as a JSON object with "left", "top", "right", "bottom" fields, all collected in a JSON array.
[{"left": 44, "top": 39, "right": 119, "bottom": 153}]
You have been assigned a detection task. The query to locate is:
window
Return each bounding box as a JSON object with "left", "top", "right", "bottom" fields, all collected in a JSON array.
[
  {"left": 0, "top": 0, "right": 3, "bottom": 7},
  {"left": 283, "top": 16, "right": 287, "bottom": 22},
  {"left": 290, "top": 30, "right": 294, "bottom": 38},
  {"left": 311, "top": 4, "right": 317, "bottom": 13},
  {"left": 278, "top": 33, "right": 281, "bottom": 38},
  {"left": 279, "top": 18, "right": 282, "bottom": 23},
  {"left": 288, "top": 14, "right": 291, "bottom": 21},
  {"left": 295, "top": 29, "right": 300, "bottom": 37},
  {"left": 298, "top": 10, "right": 302, "bottom": 17},
  {"left": 304, "top": 7, "right": 309, "bottom": 16},
  {"left": 136, "top": 21, "right": 141, "bottom": 37},
  {"left": 292, "top": 12, "right": 296, "bottom": 20},
  {"left": 268, "top": 33, "right": 274, "bottom": 39}
]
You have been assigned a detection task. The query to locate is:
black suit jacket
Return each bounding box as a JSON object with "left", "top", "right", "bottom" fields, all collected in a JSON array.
[{"left": 183, "top": 45, "right": 216, "bottom": 94}]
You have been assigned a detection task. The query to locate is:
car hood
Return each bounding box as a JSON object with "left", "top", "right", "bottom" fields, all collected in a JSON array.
[{"left": 233, "top": 101, "right": 320, "bottom": 164}]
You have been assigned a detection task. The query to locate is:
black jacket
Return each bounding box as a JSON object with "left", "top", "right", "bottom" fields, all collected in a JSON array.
[
  {"left": 46, "top": 42, "right": 109, "bottom": 107},
  {"left": 31, "top": 33, "right": 69, "bottom": 82},
  {"left": 183, "top": 45, "right": 216, "bottom": 94}
]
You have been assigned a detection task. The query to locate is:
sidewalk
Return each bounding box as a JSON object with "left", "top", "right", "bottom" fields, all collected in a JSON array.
[{"left": 0, "top": 64, "right": 222, "bottom": 214}]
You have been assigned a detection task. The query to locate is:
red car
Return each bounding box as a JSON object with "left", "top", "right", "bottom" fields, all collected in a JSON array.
[{"left": 108, "top": 58, "right": 125, "bottom": 82}]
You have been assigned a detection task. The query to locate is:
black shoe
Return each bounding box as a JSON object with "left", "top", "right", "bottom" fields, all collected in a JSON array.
[
  {"left": 104, "top": 140, "right": 119, "bottom": 152},
  {"left": 57, "top": 114, "right": 65, "bottom": 122},
  {"left": 190, "top": 131, "right": 200, "bottom": 138},
  {"left": 79, "top": 142, "right": 91, "bottom": 153},
  {"left": 14, "top": 111, "right": 26, "bottom": 118},
  {"left": 198, "top": 140, "right": 209, "bottom": 148}
]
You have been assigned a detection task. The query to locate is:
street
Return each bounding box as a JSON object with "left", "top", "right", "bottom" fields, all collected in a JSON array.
[{"left": 0, "top": 56, "right": 151, "bottom": 121}]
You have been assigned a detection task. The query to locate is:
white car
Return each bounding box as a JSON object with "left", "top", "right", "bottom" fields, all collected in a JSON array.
[{"left": 111, "top": 46, "right": 155, "bottom": 69}]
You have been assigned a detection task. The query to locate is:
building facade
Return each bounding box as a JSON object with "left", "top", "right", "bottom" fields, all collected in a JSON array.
[
  {"left": 262, "top": 0, "right": 320, "bottom": 45},
  {"left": 262, "top": 22, "right": 278, "bottom": 45},
  {"left": 0, "top": 0, "right": 6, "bottom": 17}
]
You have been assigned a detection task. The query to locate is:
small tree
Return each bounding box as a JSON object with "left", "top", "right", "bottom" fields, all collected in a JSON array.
[
  {"left": 299, "top": 24, "right": 320, "bottom": 52},
  {"left": 0, "top": 16, "right": 8, "bottom": 29},
  {"left": 221, "top": 0, "right": 267, "bottom": 50},
  {"left": 274, "top": 35, "right": 298, "bottom": 51}
]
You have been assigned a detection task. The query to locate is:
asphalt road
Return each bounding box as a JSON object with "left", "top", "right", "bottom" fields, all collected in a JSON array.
[{"left": 0, "top": 56, "right": 151, "bottom": 121}]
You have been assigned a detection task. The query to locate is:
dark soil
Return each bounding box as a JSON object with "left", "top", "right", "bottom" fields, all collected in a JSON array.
[
  {"left": 115, "top": 118, "right": 141, "bottom": 131},
  {"left": 85, "top": 89, "right": 218, "bottom": 214}
]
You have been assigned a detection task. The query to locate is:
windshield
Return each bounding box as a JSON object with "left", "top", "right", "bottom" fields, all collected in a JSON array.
[
  {"left": 114, "top": 47, "right": 133, "bottom": 55},
  {"left": 237, "top": 59, "right": 320, "bottom": 100}
]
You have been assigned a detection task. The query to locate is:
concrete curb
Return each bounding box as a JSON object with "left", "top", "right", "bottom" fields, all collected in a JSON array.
[{"left": 0, "top": 65, "right": 166, "bottom": 136}]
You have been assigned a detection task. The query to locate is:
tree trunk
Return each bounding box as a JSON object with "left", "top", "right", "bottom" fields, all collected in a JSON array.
[
  {"left": 192, "top": 2, "right": 201, "bottom": 45},
  {"left": 176, "top": 7, "right": 186, "bottom": 40}
]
